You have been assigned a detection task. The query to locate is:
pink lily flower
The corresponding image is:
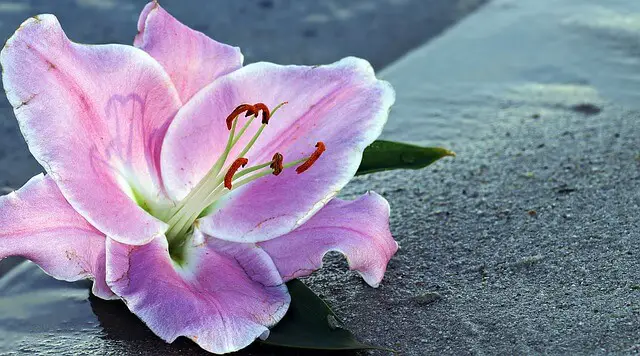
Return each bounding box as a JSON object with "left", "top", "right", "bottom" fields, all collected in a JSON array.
[{"left": 0, "top": 2, "right": 398, "bottom": 354}]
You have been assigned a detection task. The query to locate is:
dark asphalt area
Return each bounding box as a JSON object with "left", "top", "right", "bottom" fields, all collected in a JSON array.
[{"left": 2, "top": 0, "right": 640, "bottom": 355}]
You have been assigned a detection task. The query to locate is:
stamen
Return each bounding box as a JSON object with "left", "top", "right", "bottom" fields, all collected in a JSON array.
[
  {"left": 224, "top": 157, "right": 249, "bottom": 189},
  {"left": 253, "top": 103, "right": 271, "bottom": 124},
  {"left": 226, "top": 104, "right": 256, "bottom": 130},
  {"left": 271, "top": 101, "right": 289, "bottom": 116},
  {"left": 165, "top": 100, "right": 297, "bottom": 248},
  {"left": 296, "top": 141, "right": 326, "bottom": 174},
  {"left": 270, "top": 153, "right": 284, "bottom": 175}
]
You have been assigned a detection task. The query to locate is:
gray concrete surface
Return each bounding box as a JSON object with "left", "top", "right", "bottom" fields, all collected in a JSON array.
[{"left": 2, "top": 0, "right": 640, "bottom": 355}]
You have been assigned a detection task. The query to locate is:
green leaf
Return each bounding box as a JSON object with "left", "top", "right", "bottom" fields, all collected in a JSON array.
[
  {"left": 261, "top": 280, "right": 393, "bottom": 352},
  {"left": 357, "top": 140, "right": 455, "bottom": 175}
]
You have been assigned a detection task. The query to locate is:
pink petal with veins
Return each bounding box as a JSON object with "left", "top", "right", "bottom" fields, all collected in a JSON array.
[
  {"left": 1, "top": 15, "right": 182, "bottom": 245},
  {"left": 135, "top": 1, "right": 243, "bottom": 102},
  {"left": 106, "top": 230, "right": 289, "bottom": 354},
  {"left": 162, "top": 57, "right": 395, "bottom": 243},
  {"left": 0, "top": 174, "right": 113, "bottom": 299},
  {"left": 260, "top": 192, "right": 398, "bottom": 287}
]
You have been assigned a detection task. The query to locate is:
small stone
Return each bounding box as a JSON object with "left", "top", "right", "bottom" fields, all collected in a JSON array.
[
  {"left": 413, "top": 292, "right": 442, "bottom": 306},
  {"left": 571, "top": 103, "right": 602, "bottom": 115}
]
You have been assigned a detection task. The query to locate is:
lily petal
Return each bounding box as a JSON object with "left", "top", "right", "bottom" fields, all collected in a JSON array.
[
  {"left": 106, "top": 231, "right": 289, "bottom": 354},
  {"left": 135, "top": 2, "right": 243, "bottom": 102},
  {"left": 1, "top": 15, "right": 182, "bottom": 245},
  {"left": 0, "top": 174, "right": 114, "bottom": 299},
  {"left": 162, "top": 57, "right": 395, "bottom": 243},
  {"left": 260, "top": 192, "right": 398, "bottom": 287}
]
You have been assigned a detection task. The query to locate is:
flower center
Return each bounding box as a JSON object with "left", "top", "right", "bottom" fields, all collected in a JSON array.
[{"left": 163, "top": 102, "right": 325, "bottom": 254}]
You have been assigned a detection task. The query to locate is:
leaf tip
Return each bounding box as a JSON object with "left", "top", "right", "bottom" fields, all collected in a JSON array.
[{"left": 445, "top": 149, "right": 456, "bottom": 157}]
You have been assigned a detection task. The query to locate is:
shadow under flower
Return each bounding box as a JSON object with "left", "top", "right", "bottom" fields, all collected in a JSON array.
[
  {"left": 0, "top": 261, "right": 360, "bottom": 355},
  {"left": 89, "top": 294, "right": 363, "bottom": 355}
]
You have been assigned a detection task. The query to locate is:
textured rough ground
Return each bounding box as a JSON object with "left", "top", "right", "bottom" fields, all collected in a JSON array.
[
  {"left": 2, "top": 0, "right": 640, "bottom": 355},
  {"left": 331, "top": 0, "right": 640, "bottom": 354}
]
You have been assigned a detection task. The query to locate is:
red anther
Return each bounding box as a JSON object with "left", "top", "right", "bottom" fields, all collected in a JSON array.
[
  {"left": 224, "top": 157, "right": 249, "bottom": 189},
  {"left": 296, "top": 142, "right": 326, "bottom": 174},
  {"left": 253, "top": 103, "right": 271, "bottom": 124},
  {"left": 226, "top": 104, "right": 257, "bottom": 130},
  {"left": 270, "top": 152, "right": 284, "bottom": 176}
]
